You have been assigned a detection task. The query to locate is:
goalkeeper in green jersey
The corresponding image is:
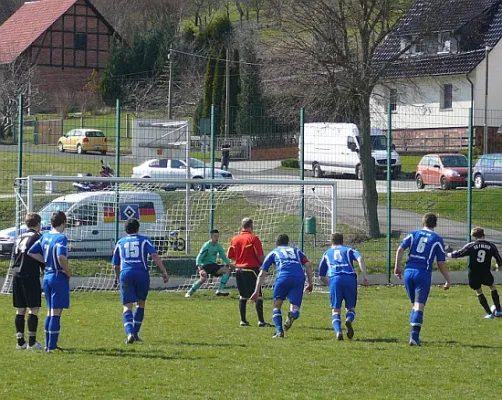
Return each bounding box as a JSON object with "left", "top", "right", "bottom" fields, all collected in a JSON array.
[{"left": 185, "top": 229, "right": 233, "bottom": 297}]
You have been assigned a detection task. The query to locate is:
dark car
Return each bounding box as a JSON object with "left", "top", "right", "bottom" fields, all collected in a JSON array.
[
  {"left": 473, "top": 153, "right": 502, "bottom": 189},
  {"left": 415, "top": 153, "right": 468, "bottom": 190}
]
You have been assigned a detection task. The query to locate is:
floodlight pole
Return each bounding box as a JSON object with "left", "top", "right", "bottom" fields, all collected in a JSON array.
[
  {"left": 16, "top": 94, "right": 24, "bottom": 239},
  {"left": 299, "top": 108, "right": 305, "bottom": 251},
  {"left": 114, "top": 99, "right": 121, "bottom": 245},
  {"left": 168, "top": 45, "right": 173, "bottom": 120},
  {"left": 386, "top": 103, "right": 392, "bottom": 284},
  {"left": 483, "top": 45, "right": 490, "bottom": 154}
]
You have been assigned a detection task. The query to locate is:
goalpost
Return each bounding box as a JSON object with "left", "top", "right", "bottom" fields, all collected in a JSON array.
[{"left": 1, "top": 176, "right": 336, "bottom": 294}]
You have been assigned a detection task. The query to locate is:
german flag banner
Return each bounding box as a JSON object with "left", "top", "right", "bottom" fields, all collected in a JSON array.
[{"left": 103, "top": 203, "right": 156, "bottom": 223}]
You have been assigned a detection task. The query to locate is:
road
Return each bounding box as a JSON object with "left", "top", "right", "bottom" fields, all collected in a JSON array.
[
  {"left": 1, "top": 147, "right": 500, "bottom": 246},
  {"left": 0, "top": 144, "right": 127, "bottom": 161}
]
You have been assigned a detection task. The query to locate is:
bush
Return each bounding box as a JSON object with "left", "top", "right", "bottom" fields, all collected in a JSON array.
[
  {"left": 281, "top": 158, "right": 299, "bottom": 168},
  {"left": 459, "top": 147, "right": 481, "bottom": 158}
]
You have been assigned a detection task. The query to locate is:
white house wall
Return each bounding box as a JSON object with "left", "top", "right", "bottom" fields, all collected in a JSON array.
[
  {"left": 473, "top": 40, "right": 502, "bottom": 126},
  {"left": 371, "top": 75, "right": 473, "bottom": 130}
]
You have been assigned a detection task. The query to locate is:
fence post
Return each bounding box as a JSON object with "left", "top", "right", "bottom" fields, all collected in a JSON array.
[
  {"left": 467, "top": 108, "right": 473, "bottom": 241},
  {"left": 33, "top": 117, "right": 38, "bottom": 145},
  {"left": 16, "top": 94, "right": 24, "bottom": 238},
  {"left": 386, "top": 104, "right": 392, "bottom": 284},
  {"left": 299, "top": 108, "right": 305, "bottom": 251},
  {"left": 209, "top": 104, "right": 216, "bottom": 233},
  {"left": 114, "top": 99, "right": 121, "bottom": 246}
]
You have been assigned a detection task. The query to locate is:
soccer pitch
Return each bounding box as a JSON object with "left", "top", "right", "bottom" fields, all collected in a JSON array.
[{"left": 0, "top": 286, "right": 501, "bottom": 399}]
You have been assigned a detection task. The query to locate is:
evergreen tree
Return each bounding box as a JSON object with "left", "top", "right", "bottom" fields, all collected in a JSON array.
[
  {"left": 235, "top": 37, "right": 264, "bottom": 136},
  {"left": 229, "top": 49, "right": 241, "bottom": 135},
  {"left": 202, "top": 57, "right": 216, "bottom": 118}
]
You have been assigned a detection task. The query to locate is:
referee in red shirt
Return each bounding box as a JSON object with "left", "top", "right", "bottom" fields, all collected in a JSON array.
[{"left": 227, "top": 218, "right": 271, "bottom": 327}]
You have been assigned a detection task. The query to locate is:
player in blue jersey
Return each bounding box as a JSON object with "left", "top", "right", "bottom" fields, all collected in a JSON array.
[
  {"left": 250, "top": 234, "right": 313, "bottom": 338},
  {"left": 28, "top": 211, "right": 70, "bottom": 353},
  {"left": 318, "top": 232, "right": 368, "bottom": 341},
  {"left": 112, "top": 219, "right": 169, "bottom": 344},
  {"left": 394, "top": 213, "right": 451, "bottom": 347}
]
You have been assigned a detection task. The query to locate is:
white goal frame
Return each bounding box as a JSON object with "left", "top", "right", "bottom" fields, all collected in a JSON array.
[{"left": 1, "top": 176, "right": 337, "bottom": 294}]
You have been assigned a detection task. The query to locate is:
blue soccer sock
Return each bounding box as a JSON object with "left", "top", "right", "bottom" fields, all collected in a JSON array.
[
  {"left": 272, "top": 308, "right": 283, "bottom": 334},
  {"left": 44, "top": 316, "right": 50, "bottom": 349},
  {"left": 189, "top": 281, "right": 202, "bottom": 295},
  {"left": 291, "top": 308, "right": 300, "bottom": 320},
  {"left": 332, "top": 314, "right": 342, "bottom": 334},
  {"left": 410, "top": 310, "right": 423, "bottom": 340},
  {"left": 346, "top": 310, "right": 356, "bottom": 323},
  {"left": 123, "top": 310, "right": 134, "bottom": 336},
  {"left": 133, "top": 307, "right": 145, "bottom": 337},
  {"left": 218, "top": 274, "right": 230, "bottom": 291},
  {"left": 48, "top": 316, "right": 60, "bottom": 350}
]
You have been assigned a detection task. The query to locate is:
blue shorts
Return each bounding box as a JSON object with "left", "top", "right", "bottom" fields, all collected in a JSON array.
[
  {"left": 273, "top": 275, "right": 305, "bottom": 307},
  {"left": 404, "top": 268, "right": 432, "bottom": 305},
  {"left": 329, "top": 274, "right": 357, "bottom": 310},
  {"left": 43, "top": 273, "right": 70, "bottom": 310},
  {"left": 120, "top": 269, "right": 150, "bottom": 305}
]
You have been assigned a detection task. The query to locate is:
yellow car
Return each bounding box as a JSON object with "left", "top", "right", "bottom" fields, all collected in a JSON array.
[{"left": 57, "top": 129, "right": 108, "bottom": 155}]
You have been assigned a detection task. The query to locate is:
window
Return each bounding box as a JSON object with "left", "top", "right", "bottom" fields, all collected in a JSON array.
[
  {"left": 389, "top": 88, "right": 398, "bottom": 113},
  {"left": 441, "top": 84, "right": 453, "bottom": 109},
  {"left": 420, "top": 156, "right": 430, "bottom": 166},
  {"left": 68, "top": 204, "right": 97, "bottom": 226},
  {"left": 439, "top": 32, "right": 451, "bottom": 53},
  {"left": 74, "top": 33, "right": 87, "bottom": 50},
  {"left": 170, "top": 160, "right": 183, "bottom": 169}
]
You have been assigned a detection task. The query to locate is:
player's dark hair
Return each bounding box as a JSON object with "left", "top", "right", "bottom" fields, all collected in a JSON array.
[
  {"left": 210, "top": 229, "right": 219, "bottom": 234},
  {"left": 125, "top": 218, "right": 140, "bottom": 234},
  {"left": 276, "top": 234, "right": 289, "bottom": 246},
  {"left": 422, "top": 213, "right": 437, "bottom": 229},
  {"left": 50, "top": 211, "right": 67, "bottom": 228},
  {"left": 471, "top": 227, "right": 485, "bottom": 239},
  {"left": 331, "top": 232, "right": 344, "bottom": 245},
  {"left": 241, "top": 218, "right": 253, "bottom": 230},
  {"left": 25, "top": 212, "right": 41, "bottom": 228}
]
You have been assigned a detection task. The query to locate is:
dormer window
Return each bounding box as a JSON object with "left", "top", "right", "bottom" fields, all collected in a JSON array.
[{"left": 438, "top": 31, "right": 457, "bottom": 53}]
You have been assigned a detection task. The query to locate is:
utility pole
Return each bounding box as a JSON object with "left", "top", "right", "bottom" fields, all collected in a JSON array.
[
  {"left": 224, "top": 46, "right": 230, "bottom": 138},
  {"left": 168, "top": 45, "right": 173, "bottom": 120}
]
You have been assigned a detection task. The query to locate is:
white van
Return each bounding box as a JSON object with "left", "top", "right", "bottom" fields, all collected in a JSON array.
[
  {"left": 0, "top": 191, "right": 166, "bottom": 257},
  {"left": 303, "top": 123, "right": 401, "bottom": 179}
]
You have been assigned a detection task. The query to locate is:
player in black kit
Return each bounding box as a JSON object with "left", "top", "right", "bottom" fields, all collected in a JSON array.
[
  {"left": 12, "top": 213, "right": 45, "bottom": 349},
  {"left": 447, "top": 227, "right": 502, "bottom": 319}
]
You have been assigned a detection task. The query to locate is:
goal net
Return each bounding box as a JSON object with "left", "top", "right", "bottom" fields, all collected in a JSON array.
[{"left": 1, "top": 176, "right": 336, "bottom": 294}]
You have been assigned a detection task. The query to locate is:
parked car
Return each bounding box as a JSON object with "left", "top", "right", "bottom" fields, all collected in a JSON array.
[
  {"left": 131, "top": 158, "right": 233, "bottom": 191},
  {"left": 415, "top": 153, "right": 468, "bottom": 190},
  {"left": 473, "top": 153, "right": 502, "bottom": 189},
  {"left": 58, "top": 129, "right": 107, "bottom": 155}
]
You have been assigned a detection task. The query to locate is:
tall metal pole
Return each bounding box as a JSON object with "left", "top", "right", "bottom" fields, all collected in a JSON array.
[
  {"left": 386, "top": 104, "right": 392, "bottom": 284},
  {"left": 467, "top": 107, "right": 473, "bottom": 241},
  {"left": 299, "top": 108, "right": 305, "bottom": 251},
  {"left": 167, "top": 45, "right": 173, "bottom": 120},
  {"left": 114, "top": 99, "right": 121, "bottom": 245},
  {"left": 16, "top": 95, "right": 24, "bottom": 238},
  {"left": 224, "top": 46, "right": 230, "bottom": 138},
  {"left": 209, "top": 104, "right": 216, "bottom": 232},
  {"left": 483, "top": 46, "right": 490, "bottom": 154},
  {"left": 17, "top": 94, "right": 24, "bottom": 183}
]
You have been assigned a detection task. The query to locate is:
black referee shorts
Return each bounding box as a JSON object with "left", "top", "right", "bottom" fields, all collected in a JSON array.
[
  {"left": 235, "top": 268, "right": 262, "bottom": 299},
  {"left": 12, "top": 275, "right": 42, "bottom": 309},
  {"left": 468, "top": 270, "right": 495, "bottom": 291}
]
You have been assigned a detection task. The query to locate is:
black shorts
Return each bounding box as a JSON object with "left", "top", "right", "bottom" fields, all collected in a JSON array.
[
  {"left": 468, "top": 270, "right": 494, "bottom": 290},
  {"left": 12, "top": 275, "right": 42, "bottom": 309},
  {"left": 236, "top": 268, "right": 261, "bottom": 299},
  {"left": 200, "top": 263, "right": 224, "bottom": 276}
]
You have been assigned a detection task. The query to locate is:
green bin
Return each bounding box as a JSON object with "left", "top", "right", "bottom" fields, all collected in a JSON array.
[{"left": 304, "top": 216, "right": 317, "bottom": 235}]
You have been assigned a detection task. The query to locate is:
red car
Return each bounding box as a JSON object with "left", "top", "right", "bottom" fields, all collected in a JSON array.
[{"left": 415, "top": 153, "right": 468, "bottom": 190}]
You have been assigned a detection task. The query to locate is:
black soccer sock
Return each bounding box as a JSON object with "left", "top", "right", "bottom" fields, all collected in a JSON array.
[
  {"left": 491, "top": 289, "right": 501, "bottom": 312},
  {"left": 256, "top": 299, "right": 265, "bottom": 323},
  {"left": 27, "top": 314, "right": 38, "bottom": 346},
  {"left": 239, "top": 299, "right": 247, "bottom": 323},
  {"left": 15, "top": 314, "right": 25, "bottom": 346},
  {"left": 478, "top": 293, "right": 492, "bottom": 315}
]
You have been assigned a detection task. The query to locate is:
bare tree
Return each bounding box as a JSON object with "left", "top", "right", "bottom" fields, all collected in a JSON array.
[
  {"left": 0, "top": 59, "right": 41, "bottom": 139},
  {"left": 250, "top": 0, "right": 266, "bottom": 23},
  {"left": 281, "top": 0, "right": 441, "bottom": 238},
  {"left": 123, "top": 76, "right": 162, "bottom": 115}
]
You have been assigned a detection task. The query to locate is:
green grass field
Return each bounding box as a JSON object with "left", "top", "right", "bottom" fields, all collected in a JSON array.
[{"left": 0, "top": 287, "right": 500, "bottom": 399}]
